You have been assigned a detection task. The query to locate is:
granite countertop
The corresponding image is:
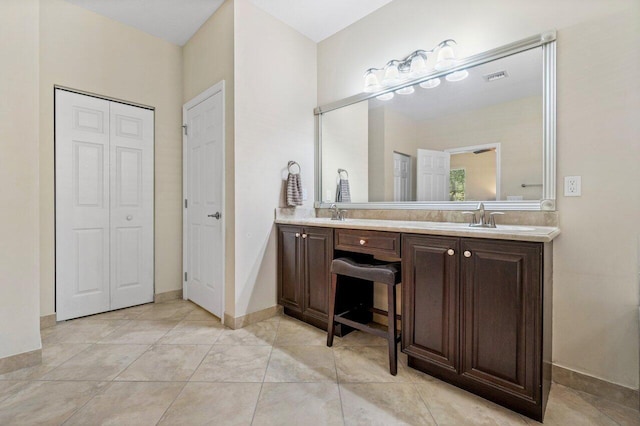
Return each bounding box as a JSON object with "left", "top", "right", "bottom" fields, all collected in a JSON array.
[{"left": 275, "top": 211, "right": 560, "bottom": 243}]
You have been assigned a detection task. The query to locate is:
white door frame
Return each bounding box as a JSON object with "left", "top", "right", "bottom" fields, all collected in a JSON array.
[
  {"left": 444, "top": 142, "right": 501, "bottom": 200},
  {"left": 182, "top": 81, "right": 225, "bottom": 321}
]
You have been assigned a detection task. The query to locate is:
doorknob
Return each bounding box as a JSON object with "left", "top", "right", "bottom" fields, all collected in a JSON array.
[{"left": 208, "top": 212, "right": 221, "bottom": 220}]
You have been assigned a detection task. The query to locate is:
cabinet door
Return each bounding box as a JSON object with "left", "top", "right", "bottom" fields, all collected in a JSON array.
[
  {"left": 461, "top": 239, "right": 542, "bottom": 403},
  {"left": 303, "top": 227, "right": 334, "bottom": 323},
  {"left": 402, "top": 234, "right": 460, "bottom": 373},
  {"left": 278, "top": 225, "right": 303, "bottom": 313}
]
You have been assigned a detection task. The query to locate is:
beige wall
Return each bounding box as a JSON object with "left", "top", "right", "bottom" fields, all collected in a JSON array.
[
  {"left": 182, "top": 0, "right": 236, "bottom": 317},
  {"left": 38, "top": 0, "right": 184, "bottom": 316},
  {"left": 233, "top": 0, "right": 317, "bottom": 316},
  {"left": 322, "top": 102, "right": 368, "bottom": 203},
  {"left": 418, "top": 96, "right": 542, "bottom": 200},
  {"left": 553, "top": 10, "right": 640, "bottom": 389},
  {"left": 318, "top": 0, "right": 640, "bottom": 389},
  {"left": 450, "top": 152, "right": 497, "bottom": 201},
  {"left": 0, "top": 0, "right": 41, "bottom": 358},
  {"left": 382, "top": 108, "right": 418, "bottom": 201}
]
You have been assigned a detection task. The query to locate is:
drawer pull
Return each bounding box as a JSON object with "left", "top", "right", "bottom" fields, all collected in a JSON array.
[
  {"left": 464, "top": 250, "right": 472, "bottom": 258},
  {"left": 302, "top": 234, "right": 307, "bottom": 239},
  {"left": 359, "top": 239, "right": 366, "bottom": 245},
  {"left": 447, "top": 249, "right": 455, "bottom": 256},
  {"left": 295, "top": 233, "right": 300, "bottom": 238}
]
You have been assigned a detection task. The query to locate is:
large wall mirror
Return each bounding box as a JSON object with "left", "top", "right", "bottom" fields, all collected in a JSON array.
[{"left": 315, "top": 33, "right": 556, "bottom": 211}]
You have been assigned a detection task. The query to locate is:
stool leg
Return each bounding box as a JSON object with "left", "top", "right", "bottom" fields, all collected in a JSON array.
[
  {"left": 387, "top": 284, "right": 398, "bottom": 375},
  {"left": 327, "top": 273, "right": 338, "bottom": 347}
]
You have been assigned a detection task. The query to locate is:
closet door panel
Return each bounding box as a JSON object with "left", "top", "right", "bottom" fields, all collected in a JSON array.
[
  {"left": 109, "top": 102, "right": 154, "bottom": 309},
  {"left": 55, "top": 90, "right": 111, "bottom": 321}
]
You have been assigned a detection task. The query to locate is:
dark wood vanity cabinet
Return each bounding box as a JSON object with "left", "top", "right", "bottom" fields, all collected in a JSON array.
[
  {"left": 403, "top": 234, "right": 552, "bottom": 422},
  {"left": 277, "top": 225, "right": 333, "bottom": 328}
]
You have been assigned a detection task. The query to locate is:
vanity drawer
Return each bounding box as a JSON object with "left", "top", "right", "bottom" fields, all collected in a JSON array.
[{"left": 335, "top": 229, "right": 401, "bottom": 257}]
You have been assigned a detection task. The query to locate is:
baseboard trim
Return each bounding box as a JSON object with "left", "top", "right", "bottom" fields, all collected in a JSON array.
[
  {"left": 154, "top": 289, "right": 183, "bottom": 303},
  {"left": 224, "top": 305, "right": 283, "bottom": 330},
  {"left": 552, "top": 364, "right": 639, "bottom": 410},
  {"left": 0, "top": 349, "right": 42, "bottom": 375},
  {"left": 40, "top": 314, "right": 57, "bottom": 330}
]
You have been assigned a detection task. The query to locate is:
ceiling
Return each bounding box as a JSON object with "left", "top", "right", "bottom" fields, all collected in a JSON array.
[
  {"left": 248, "top": 0, "right": 394, "bottom": 42},
  {"left": 63, "top": 0, "right": 395, "bottom": 45}
]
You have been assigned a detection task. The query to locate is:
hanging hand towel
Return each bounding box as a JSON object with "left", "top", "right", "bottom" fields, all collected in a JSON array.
[
  {"left": 286, "top": 165, "right": 303, "bottom": 207},
  {"left": 336, "top": 178, "right": 351, "bottom": 202}
]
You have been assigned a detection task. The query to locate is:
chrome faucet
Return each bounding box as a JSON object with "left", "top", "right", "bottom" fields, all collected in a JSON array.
[
  {"left": 329, "top": 204, "right": 346, "bottom": 221},
  {"left": 462, "top": 203, "right": 504, "bottom": 228}
]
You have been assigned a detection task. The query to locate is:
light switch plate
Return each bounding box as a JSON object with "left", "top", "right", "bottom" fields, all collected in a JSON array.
[{"left": 564, "top": 176, "right": 581, "bottom": 197}]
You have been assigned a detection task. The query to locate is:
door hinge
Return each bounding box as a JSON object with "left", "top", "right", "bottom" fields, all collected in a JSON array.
[
  {"left": 182, "top": 124, "right": 188, "bottom": 136},
  {"left": 184, "top": 199, "right": 188, "bottom": 208},
  {"left": 184, "top": 272, "right": 188, "bottom": 282}
]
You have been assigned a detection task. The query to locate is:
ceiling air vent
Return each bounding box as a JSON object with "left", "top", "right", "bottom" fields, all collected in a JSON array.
[{"left": 483, "top": 70, "right": 509, "bottom": 82}]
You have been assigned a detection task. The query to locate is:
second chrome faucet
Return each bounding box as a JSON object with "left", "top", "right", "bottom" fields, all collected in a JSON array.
[{"left": 462, "top": 202, "right": 504, "bottom": 228}]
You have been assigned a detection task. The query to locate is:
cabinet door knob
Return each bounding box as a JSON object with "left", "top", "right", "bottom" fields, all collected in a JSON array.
[
  {"left": 359, "top": 239, "right": 366, "bottom": 245},
  {"left": 447, "top": 249, "right": 455, "bottom": 256},
  {"left": 464, "top": 250, "right": 472, "bottom": 258},
  {"left": 302, "top": 234, "right": 307, "bottom": 239},
  {"left": 295, "top": 233, "right": 300, "bottom": 238}
]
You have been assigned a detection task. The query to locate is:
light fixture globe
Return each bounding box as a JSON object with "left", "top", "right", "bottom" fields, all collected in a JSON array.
[
  {"left": 363, "top": 70, "right": 381, "bottom": 93},
  {"left": 435, "top": 40, "right": 458, "bottom": 71},
  {"left": 382, "top": 61, "right": 402, "bottom": 86},
  {"left": 445, "top": 70, "right": 469, "bottom": 82},
  {"left": 419, "top": 78, "right": 441, "bottom": 89},
  {"left": 409, "top": 53, "right": 428, "bottom": 78},
  {"left": 395, "top": 86, "right": 415, "bottom": 95},
  {"left": 376, "top": 92, "right": 395, "bottom": 101}
]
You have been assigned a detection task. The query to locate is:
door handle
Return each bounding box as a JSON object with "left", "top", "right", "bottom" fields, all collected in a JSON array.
[{"left": 208, "top": 212, "right": 221, "bottom": 220}]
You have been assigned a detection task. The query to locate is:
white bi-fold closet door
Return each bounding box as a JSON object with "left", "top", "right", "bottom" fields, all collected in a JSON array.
[{"left": 55, "top": 89, "right": 154, "bottom": 321}]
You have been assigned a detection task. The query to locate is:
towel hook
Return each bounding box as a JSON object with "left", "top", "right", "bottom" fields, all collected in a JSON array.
[
  {"left": 338, "top": 168, "right": 349, "bottom": 179},
  {"left": 288, "top": 161, "right": 301, "bottom": 174}
]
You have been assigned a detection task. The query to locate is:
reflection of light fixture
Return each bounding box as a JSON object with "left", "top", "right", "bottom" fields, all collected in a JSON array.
[
  {"left": 396, "top": 86, "right": 415, "bottom": 95},
  {"left": 376, "top": 92, "right": 394, "bottom": 101},
  {"left": 435, "top": 39, "right": 458, "bottom": 70},
  {"left": 363, "top": 69, "right": 381, "bottom": 93},
  {"left": 382, "top": 61, "right": 401, "bottom": 86},
  {"left": 445, "top": 70, "right": 469, "bottom": 82},
  {"left": 362, "top": 38, "right": 467, "bottom": 94},
  {"left": 419, "top": 78, "right": 441, "bottom": 89}
]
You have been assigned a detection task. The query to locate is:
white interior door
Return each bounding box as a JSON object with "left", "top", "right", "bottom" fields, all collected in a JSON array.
[
  {"left": 417, "top": 149, "right": 451, "bottom": 201},
  {"left": 184, "top": 86, "right": 224, "bottom": 318},
  {"left": 110, "top": 102, "right": 154, "bottom": 310},
  {"left": 56, "top": 91, "right": 111, "bottom": 321},
  {"left": 393, "top": 152, "right": 411, "bottom": 201}
]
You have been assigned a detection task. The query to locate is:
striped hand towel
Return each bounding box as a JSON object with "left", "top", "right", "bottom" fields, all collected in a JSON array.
[
  {"left": 286, "top": 173, "right": 303, "bottom": 206},
  {"left": 336, "top": 178, "right": 351, "bottom": 202}
]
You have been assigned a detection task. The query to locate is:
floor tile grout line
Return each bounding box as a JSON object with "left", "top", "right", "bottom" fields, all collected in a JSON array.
[
  {"left": 249, "top": 315, "right": 282, "bottom": 424},
  {"left": 571, "top": 388, "right": 627, "bottom": 426},
  {"left": 58, "top": 380, "right": 114, "bottom": 426},
  {"left": 154, "top": 381, "right": 189, "bottom": 425},
  {"left": 332, "top": 346, "right": 347, "bottom": 425},
  {"left": 411, "top": 381, "right": 440, "bottom": 426}
]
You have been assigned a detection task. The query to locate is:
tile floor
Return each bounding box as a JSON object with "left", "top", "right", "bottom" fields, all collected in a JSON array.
[{"left": 0, "top": 299, "right": 637, "bottom": 425}]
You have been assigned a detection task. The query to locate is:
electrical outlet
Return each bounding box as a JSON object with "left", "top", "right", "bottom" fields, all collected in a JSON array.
[
  {"left": 302, "top": 188, "right": 308, "bottom": 201},
  {"left": 564, "top": 176, "right": 581, "bottom": 197}
]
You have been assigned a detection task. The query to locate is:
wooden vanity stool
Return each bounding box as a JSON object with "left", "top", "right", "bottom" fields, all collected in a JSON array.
[{"left": 326, "top": 257, "right": 402, "bottom": 375}]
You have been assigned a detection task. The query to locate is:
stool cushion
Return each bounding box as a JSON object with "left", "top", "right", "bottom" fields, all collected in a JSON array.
[{"left": 331, "top": 257, "right": 401, "bottom": 286}]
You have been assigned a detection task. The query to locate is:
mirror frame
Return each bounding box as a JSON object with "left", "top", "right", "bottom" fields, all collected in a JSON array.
[{"left": 314, "top": 32, "right": 556, "bottom": 211}]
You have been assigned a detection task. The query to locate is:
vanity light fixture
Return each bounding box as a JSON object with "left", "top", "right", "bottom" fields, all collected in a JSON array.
[
  {"left": 445, "top": 69, "right": 469, "bottom": 82},
  {"left": 376, "top": 92, "right": 395, "bottom": 101},
  {"left": 363, "top": 39, "right": 466, "bottom": 99},
  {"left": 395, "top": 86, "right": 415, "bottom": 95}
]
